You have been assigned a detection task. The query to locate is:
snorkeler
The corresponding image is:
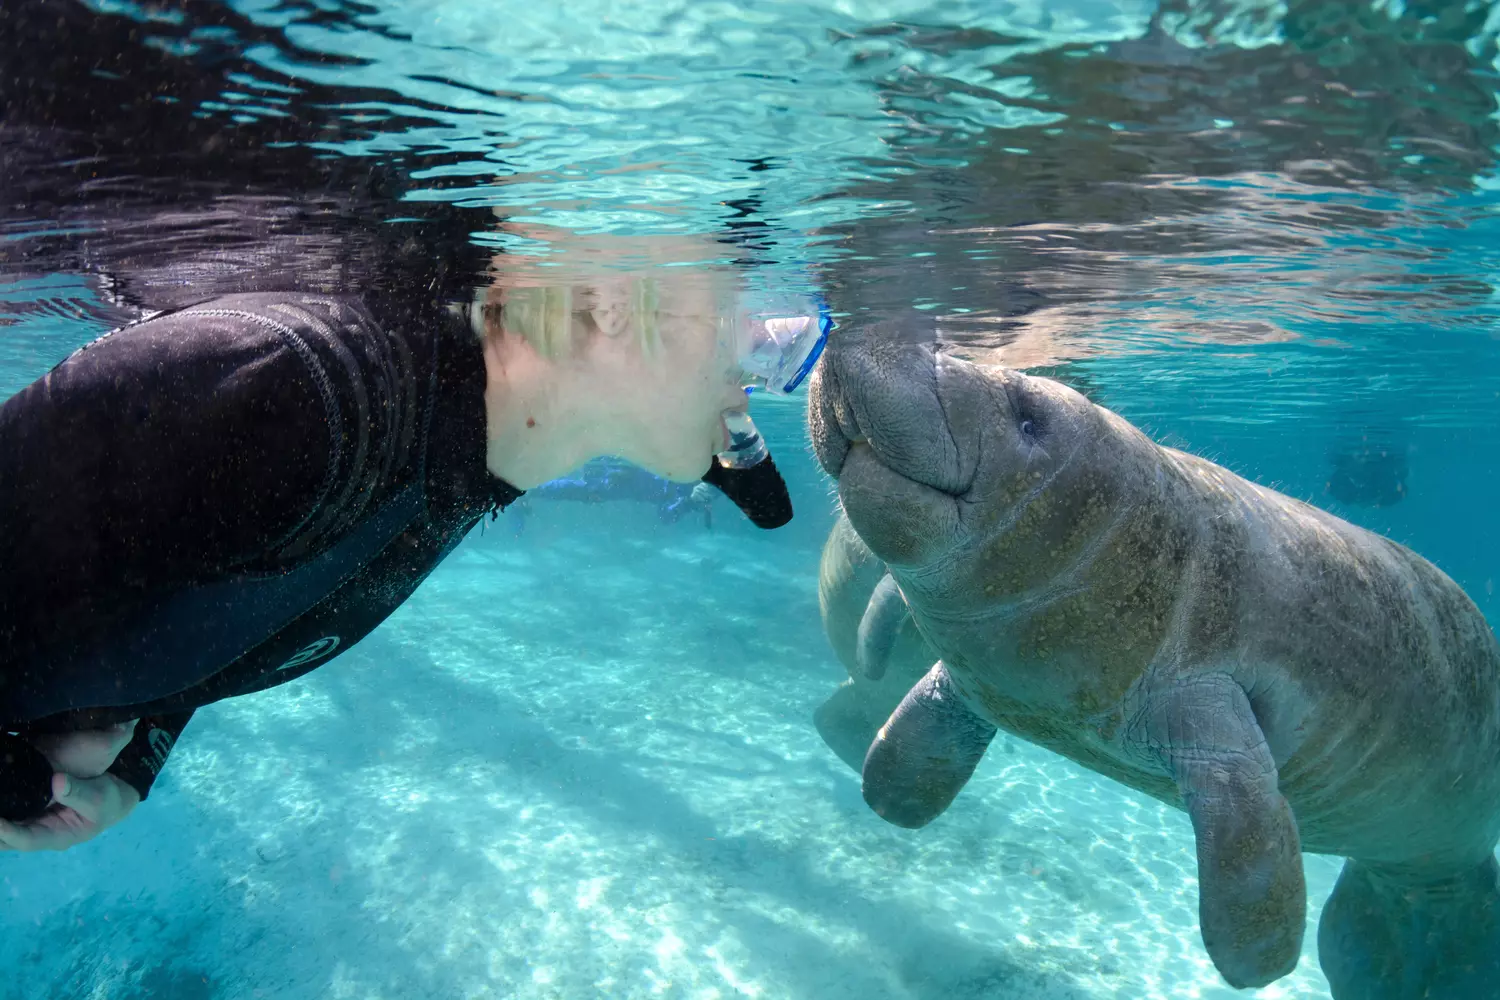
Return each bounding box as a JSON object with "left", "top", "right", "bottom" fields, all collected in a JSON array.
[
  {"left": 0, "top": 0, "right": 830, "bottom": 851},
  {"left": 0, "top": 275, "right": 827, "bottom": 850}
]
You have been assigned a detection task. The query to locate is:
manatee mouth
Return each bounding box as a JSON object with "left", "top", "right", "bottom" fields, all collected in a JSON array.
[
  {"left": 807, "top": 341, "right": 974, "bottom": 498},
  {"left": 826, "top": 426, "right": 967, "bottom": 508}
]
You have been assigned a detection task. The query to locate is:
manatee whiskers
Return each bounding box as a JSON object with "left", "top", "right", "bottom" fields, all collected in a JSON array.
[
  {"left": 910, "top": 579, "right": 1093, "bottom": 628},
  {"left": 892, "top": 472, "right": 1131, "bottom": 607},
  {"left": 914, "top": 499, "right": 1145, "bottom": 633},
  {"left": 955, "top": 411, "right": 1089, "bottom": 534}
]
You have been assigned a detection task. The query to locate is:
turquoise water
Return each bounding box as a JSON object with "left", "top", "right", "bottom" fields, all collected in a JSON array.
[{"left": 4, "top": 1, "right": 1500, "bottom": 997}]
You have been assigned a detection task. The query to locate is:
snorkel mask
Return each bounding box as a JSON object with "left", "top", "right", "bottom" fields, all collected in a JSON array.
[
  {"left": 738, "top": 308, "right": 831, "bottom": 398},
  {"left": 701, "top": 295, "right": 832, "bottom": 530}
]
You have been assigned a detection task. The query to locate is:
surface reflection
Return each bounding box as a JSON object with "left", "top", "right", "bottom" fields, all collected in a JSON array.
[{"left": 821, "top": 1, "right": 1500, "bottom": 350}]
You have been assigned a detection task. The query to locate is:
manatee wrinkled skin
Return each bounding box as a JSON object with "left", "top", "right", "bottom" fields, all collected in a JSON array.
[
  {"left": 806, "top": 338, "right": 1500, "bottom": 1000},
  {"left": 814, "top": 513, "right": 933, "bottom": 772}
]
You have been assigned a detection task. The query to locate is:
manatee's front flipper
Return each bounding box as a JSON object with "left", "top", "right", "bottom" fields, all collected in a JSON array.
[
  {"left": 856, "top": 572, "right": 909, "bottom": 681},
  {"left": 1319, "top": 855, "right": 1500, "bottom": 1000},
  {"left": 814, "top": 681, "right": 885, "bottom": 772},
  {"left": 862, "top": 662, "right": 997, "bottom": 828},
  {"left": 1129, "top": 672, "right": 1306, "bottom": 989}
]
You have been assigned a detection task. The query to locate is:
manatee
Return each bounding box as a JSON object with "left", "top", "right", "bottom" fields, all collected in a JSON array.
[
  {"left": 806, "top": 338, "right": 1500, "bottom": 999},
  {"left": 814, "top": 512, "right": 935, "bottom": 771}
]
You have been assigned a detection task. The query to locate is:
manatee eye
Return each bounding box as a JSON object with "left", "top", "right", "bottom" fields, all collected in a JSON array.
[{"left": 1019, "top": 418, "right": 1036, "bottom": 437}]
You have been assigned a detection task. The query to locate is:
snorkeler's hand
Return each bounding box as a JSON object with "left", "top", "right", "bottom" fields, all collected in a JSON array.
[
  {"left": 0, "top": 722, "right": 142, "bottom": 851},
  {"left": 30, "top": 720, "right": 138, "bottom": 778},
  {"left": 0, "top": 772, "right": 140, "bottom": 852}
]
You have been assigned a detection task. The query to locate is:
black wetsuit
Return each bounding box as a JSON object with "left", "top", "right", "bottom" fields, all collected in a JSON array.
[
  {"left": 0, "top": 291, "right": 790, "bottom": 812},
  {"left": 0, "top": 292, "right": 522, "bottom": 800},
  {"left": 0, "top": 0, "right": 791, "bottom": 814},
  {"left": 0, "top": 0, "right": 535, "bottom": 804}
]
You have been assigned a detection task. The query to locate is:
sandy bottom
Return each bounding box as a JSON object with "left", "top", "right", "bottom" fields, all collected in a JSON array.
[{"left": 0, "top": 501, "right": 1346, "bottom": 1000}]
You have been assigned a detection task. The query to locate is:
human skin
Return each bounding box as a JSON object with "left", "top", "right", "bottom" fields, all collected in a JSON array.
[
  {"left": 0, "top": 722, "right": 140, "bottom": 852},
  {"left": 472, "top": 225, "right": 754, "bottom": 489}
]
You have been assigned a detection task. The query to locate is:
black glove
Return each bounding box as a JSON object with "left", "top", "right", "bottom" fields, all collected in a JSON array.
[{"left": 701, "top": 454, "right": 793, "bottom": 529}]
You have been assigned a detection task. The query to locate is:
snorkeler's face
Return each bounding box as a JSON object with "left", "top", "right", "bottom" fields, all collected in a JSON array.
[
  {"left": 475, "top": 221, "right": 758, "bottom": 484},
  {"left": 600, "top": 274, "right": 748, "bottom": 482}
]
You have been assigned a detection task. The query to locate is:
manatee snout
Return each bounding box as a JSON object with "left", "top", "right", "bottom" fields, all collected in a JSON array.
[
  {"left": 809, "top": 339, "right": 1001, "bottom": 567},
  {"left": 807, "top": 338, "right": 973, "bottom": 496}
]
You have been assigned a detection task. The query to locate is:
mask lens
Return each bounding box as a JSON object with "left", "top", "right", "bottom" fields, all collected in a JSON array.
[{"left": 739, "top": 305, "right": 831, "bottom": 395}]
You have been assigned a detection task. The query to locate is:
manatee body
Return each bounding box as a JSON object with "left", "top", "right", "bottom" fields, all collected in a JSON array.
[
  {"left": 814, "top": 513, "right": 934, "bottom": 772},
  {"left": 806, "top": 339, "right": 1500, "bottom": 999}
]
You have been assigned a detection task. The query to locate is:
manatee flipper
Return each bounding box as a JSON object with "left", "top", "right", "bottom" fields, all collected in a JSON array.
[
  {"left": 856, "top": 572, "right": 909, "bottom": 681},
  {"left": 862, "top": 661, "right": 997, "bottom": 828},
  {"left": 813, "top": 680, "right": 885, "bottom": 772},
  {"left": 1319, "top": 855, "right": 1500, "bottom": 1000},
  {"left": 1130, "top": 672, "right": 1305, "bottom": 988}
]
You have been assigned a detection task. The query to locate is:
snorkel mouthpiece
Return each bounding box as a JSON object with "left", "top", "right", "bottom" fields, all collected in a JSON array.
[
  {"left": 718, "top": 409, "right": 769, "bottom": 469},
  {"left": 703, "top": 408, "right": 792, "bottom": 529},
  {"left": 701, "top": 292, "right": 832, "bottom": 529}
]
